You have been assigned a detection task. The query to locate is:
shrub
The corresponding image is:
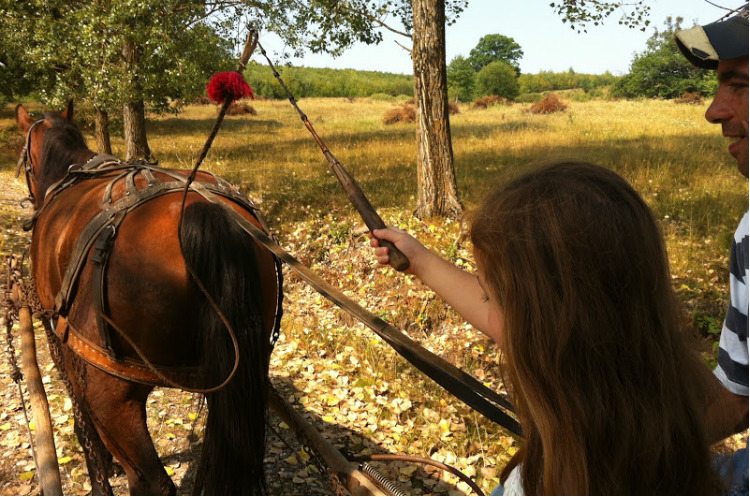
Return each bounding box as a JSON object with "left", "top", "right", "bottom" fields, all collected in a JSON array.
[
  {"left": 195, "top": 95, "right": 212, "bottom": 105},
  {"left": 226, "top": 102, "right": 257, "bottom": 115},
  {"left": 447, "top": 101, "right": 460, "bottom": 115},
  {"left": 383, "top": 103, "right": 416, "bottom": 124},
  {"left": 528, "top": 93, "right": 567, "bottom": 114},
  {"left": 475, "top": 60, "right": 519, "bottom": 100},
  {"left": 674, "top": 91, "right": 704, "bottom": 105}
]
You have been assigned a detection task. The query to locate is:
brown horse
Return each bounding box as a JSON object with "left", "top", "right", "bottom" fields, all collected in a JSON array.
[{"left": 15, "top": 102, "right": 282, "bottom": 495}]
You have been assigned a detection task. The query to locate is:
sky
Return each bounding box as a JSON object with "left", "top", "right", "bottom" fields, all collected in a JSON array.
[{"left": 253, "top": 0, "right": 734, "bottom": 76}]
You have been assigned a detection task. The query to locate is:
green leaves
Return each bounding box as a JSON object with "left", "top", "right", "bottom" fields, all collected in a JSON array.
[{"left": 549, "top": 0, "right": 652, "bottom": 33}]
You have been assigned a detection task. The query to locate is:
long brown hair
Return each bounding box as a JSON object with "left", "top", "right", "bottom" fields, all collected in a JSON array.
[{"left": 471, "top": 162, "right": 720, "bottom": 495}]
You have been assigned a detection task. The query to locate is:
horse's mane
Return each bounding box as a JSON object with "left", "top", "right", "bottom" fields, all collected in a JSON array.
[{"left": 38, "top": 113, "right": 93, "bottom": 197}]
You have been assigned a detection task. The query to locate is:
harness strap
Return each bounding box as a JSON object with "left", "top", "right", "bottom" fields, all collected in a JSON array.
[
  {"left": 53, "top": 317, "right": 201, "bottom": 386},
  {"left": 91, "top": 215, "right": 124, "bottom": 358}
]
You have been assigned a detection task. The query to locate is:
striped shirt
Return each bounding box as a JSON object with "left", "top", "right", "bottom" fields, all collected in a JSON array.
[{"left": 715, "top": 211, "right": 749, "bottom": 396}]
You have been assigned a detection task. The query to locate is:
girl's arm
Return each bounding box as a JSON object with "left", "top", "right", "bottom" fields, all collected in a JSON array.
[{"left": 370, "top": 228, "right": 498, "bottom": 341}]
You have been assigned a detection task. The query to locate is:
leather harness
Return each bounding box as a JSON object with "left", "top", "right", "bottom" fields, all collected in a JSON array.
[{"left": 33, "top": 156, "right": 284, "bottom": 389}]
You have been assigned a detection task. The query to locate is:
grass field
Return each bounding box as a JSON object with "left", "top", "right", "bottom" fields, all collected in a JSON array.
[{"left": 0, "top": 96, "right": 746, "bottom": 494}]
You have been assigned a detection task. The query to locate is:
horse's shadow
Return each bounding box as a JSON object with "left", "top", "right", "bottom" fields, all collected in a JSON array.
[{"left": 145, "top": 377, "right": 429, "bottom": 496}]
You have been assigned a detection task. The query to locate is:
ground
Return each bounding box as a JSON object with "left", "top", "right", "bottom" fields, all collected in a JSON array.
[{"left": 0, "top": 169, "right": 484, "bottom": 495}]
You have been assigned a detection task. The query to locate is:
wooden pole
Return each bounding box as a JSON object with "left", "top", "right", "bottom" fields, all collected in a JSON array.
[{"left": 16, "top": 294, "right": 63, "bottom": 495}]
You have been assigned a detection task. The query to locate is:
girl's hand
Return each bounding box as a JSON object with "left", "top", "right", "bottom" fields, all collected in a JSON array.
[{"left": 369, "top": 228, "right": 429, "bottom": 276}]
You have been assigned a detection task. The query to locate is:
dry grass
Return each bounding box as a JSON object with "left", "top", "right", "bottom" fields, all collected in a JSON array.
[{"left": 0, "top": 97, "right": 746, "bottom": 494}]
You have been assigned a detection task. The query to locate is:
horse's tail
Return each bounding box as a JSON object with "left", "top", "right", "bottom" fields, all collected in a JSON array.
[{"left": 179, "top": 201, "right": 271, "bottom": 495}]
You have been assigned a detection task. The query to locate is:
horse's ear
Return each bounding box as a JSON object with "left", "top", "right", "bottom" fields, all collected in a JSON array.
[
  {"left": 15, "top": 104, "right": 34, "bottom": 132},
  {"left": 61, "top": 100, "right": 74, "bottom": 121}
]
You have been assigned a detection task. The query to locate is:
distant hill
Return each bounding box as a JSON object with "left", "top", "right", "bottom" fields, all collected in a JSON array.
[{"left": 244, "top": 62, "right": 620, "bottom": 101}]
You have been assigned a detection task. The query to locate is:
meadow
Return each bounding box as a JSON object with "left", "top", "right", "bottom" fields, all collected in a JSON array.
[{"left": 0, "top": 96, "right": 746, "bottom": 494}]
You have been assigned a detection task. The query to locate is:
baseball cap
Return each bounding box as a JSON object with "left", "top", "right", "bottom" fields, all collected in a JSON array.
[{"left": 675, "top": 4, "right": 749, "bottom": 69}]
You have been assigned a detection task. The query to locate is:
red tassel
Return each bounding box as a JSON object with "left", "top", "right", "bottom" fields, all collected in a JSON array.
[{"left": 206, "top": 71, "right": 254, "bottom": 104}]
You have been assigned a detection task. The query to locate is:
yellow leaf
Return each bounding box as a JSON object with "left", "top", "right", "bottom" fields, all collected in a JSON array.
[
  {"left": 0, "top": 423, "right": 11, "bottom": 431},
  {"left": 188, "top": 412, "right": 198, "bottom": 421},
  {"left": 58, "top": 456, "right": 73, "bottom": 465},
  {"left": 299, "top": 449, "right": 310, "bottom": 463},
  {"left": 438, "top": 418, "right": 451, "bottom": 435},
  {"left": 165, "top": 433, "right": 176, "bottom": 440},
  {"left": 165, "top": 467, "right": 175, "bottom": 476},
  {"left": 322, "top": 415, "right": 336, "bottom": 423},
  {"left": 19, "top": 471, "right": 35, "bottom": 481},
  {"left": 285, "top": 455, "right": 298, "bottom": 465}
]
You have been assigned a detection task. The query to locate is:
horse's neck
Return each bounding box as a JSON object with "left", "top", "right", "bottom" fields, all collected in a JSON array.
[{"left": 38, "top": 148, "right": 96, "bottom": 206}]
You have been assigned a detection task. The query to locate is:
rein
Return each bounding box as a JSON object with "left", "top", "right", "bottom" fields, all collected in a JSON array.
[{"left": 16, "top": 118, "right": 45, "bottom": 205}]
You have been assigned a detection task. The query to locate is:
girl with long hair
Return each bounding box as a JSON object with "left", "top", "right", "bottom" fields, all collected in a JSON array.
[{"left": 371, "top": 162, "right": 722, "bottom": 494}]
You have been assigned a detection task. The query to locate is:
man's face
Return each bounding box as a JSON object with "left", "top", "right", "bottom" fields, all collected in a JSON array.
[{"left": 705, "top": 57, "right": 749, "bottom": 177}]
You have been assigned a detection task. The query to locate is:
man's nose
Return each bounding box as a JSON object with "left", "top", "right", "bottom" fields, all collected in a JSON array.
[{"left": 705, "top": 92, "right": 732, "bottom": 124}]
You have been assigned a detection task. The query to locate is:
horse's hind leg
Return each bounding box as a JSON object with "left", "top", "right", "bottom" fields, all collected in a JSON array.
[
  {"left": 83, "top": 366, "right": 176, "bottom": 495},
  {"left": 43, "top": 324, "right": 113, "bottom": 495}
]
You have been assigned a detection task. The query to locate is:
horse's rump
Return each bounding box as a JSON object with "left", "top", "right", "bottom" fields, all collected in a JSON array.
[{"left": 31, "top": 165, "right": 279, "bottom": 377}]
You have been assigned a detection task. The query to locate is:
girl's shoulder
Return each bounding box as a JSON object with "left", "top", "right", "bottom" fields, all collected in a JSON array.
[{"left": 502, "top": 465, "right": 524, "bottom": 496}]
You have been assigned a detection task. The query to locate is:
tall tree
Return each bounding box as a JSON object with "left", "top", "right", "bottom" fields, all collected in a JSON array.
[
  {"left": 447, "top": 55, "right": 476, "bottom": 102},
  {"left": 612, "top": 17, "right": 714, "bottom": 99},
  {"left": 411, "top": 0, "right": 463, "bottom": 218},
  {"left": 467, "top": 34, "right": 523, "bottom": 74}
]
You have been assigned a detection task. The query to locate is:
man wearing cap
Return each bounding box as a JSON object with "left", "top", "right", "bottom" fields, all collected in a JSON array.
[{"left": 676, "top": 4, "right": 748, "bottom": 495}]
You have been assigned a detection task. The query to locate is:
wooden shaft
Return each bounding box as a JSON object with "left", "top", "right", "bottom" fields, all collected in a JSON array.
[
  {"left": 18, "top": 305, "right": 63, "bottom": 496},
  {"left": 237, "top": 30, "right": 258, "bottom": 72},
  {"left": 268, "top": 389, "right": 387, "bottom": 495}
]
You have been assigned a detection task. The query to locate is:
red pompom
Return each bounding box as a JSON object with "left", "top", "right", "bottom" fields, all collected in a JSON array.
[{"left": 206, "top": 71, "right": 254, "bottom": 104}]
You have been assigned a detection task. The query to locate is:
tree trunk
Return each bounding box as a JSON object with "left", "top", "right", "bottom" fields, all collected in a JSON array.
[
  {"left": 122, "top": 38, "right": 155, "bottom": 163},
  {"left": 411, "top": 0, "right": 463, "bottom": 219},
  {"left": 93, "top": 108, "right": 112, "bottom": 155},
  {"left": 123, "top": 100, "right": 154, "bottom": 163}
]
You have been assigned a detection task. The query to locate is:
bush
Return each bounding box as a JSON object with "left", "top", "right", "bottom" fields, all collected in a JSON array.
[
  {"left": 226, "top": 102, "right": 257, "bottom": 115},
  {"left": 528, "top": 93, "right": 567, "bottom": 114},
  {"left": 475, "top": 61, "right": 519, "bottom": 100},
  {"left": 383, "top": 103, "right": 416, "bottom": 124},
  {"left": 447, "top": 101, "right": 460, "bottom": 115},
  {"left": 674, "top": 91, "right": 704, "bottom": 105},
  {"left": 447, "top": 55, "right": 476, "bottom": 102},
  {"left": 195, "top": 95, "right": 211, "bottom": 105},
  {"left": 473, "top": 95, "right": 509, "bottom": 109}
]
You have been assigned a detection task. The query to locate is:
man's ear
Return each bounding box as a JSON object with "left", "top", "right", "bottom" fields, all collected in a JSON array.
[
  {"left": 15, "top": 104, "right": 34, "bottom": 132},
  {"left": 61, "top": 100, "right": 74, "bottom": 121}
]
